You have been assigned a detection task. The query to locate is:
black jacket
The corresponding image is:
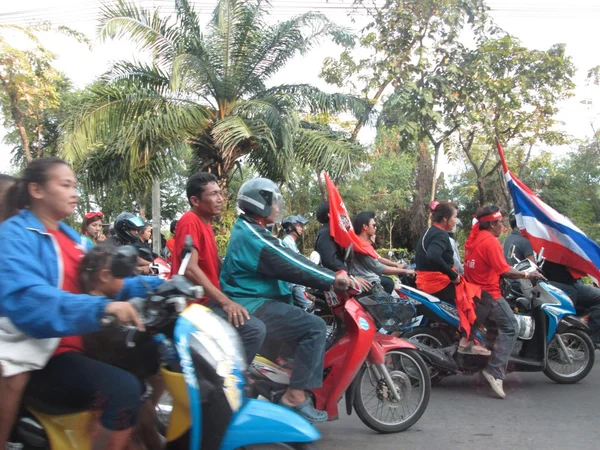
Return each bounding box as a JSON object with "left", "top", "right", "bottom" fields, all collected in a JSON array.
[
  {"left": 315, "top": 224, "right": 347, "bottom": 272},
  {"left": 415, "top": 226, "right": 459, "bottom": 280}
]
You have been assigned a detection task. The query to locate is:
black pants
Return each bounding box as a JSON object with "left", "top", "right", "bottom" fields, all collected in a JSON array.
[
  {"left": 27, "top": 352, "right": 142, "bottom": 430},
  {"left": 253, "top": 301, "right": 327, "bottom": 390},
  {"left": 379, "top": 276, "right": 395, "bottom": 294},
  {"left": 550, "top": 280, "right": 600, "bottom": 343}
]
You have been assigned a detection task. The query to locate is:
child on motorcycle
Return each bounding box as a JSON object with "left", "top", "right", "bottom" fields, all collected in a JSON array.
[{"left": 80, "top": 244, "right": 165, "bottom": 450}]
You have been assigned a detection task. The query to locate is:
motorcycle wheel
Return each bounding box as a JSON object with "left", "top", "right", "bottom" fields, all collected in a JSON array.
[
  {"left": 403, "top": 326, "right": 452, "bottom": 385},
  {"left": 543, "top": 328, "right": 595, "bottom": 384},
  {"left": 241, "top": 443, "right": 319, "bottom": 450},
  {"left": 353, "top": 349, "right": 430, "bottom": 433}
]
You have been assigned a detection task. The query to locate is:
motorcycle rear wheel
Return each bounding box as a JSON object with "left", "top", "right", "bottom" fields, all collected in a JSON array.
[
  {"left": 403, "top": 326, "right": 453, "bottom": 384},
  {"left": 543, "top": 328, "right": 595, "bottom": 384},
  {"left": 353, "top": 349, "right": 430, "bottom": 433},
  {"left": 240, "top": 443, "right": 318, "bottom": 450}
]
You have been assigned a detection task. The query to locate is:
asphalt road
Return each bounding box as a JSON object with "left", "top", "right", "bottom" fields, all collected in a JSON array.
[{"left": 317, "top": 357, "right": 600, "bottom": 450}]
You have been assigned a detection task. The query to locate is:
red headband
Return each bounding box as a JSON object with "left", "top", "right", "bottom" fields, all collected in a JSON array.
[
  {"left": 85, "top": 211, "right": 104, "bottom": 220},
  {"left": 477, "top": 211, "right": 502, "bottom": 223}
]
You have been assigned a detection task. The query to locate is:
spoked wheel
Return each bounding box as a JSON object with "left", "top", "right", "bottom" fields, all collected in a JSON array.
[
  {"left": 403, "top": 327, "right": 452, "bottom": 384},
  {"left": 240, "top": 443, "right": 319, "bottom": 450},
  {"left": 544, "top": 329, "right": 595, "bottom": 384},
  {"left": 353, "top": 349, "right": 431, "bottom": 433}
]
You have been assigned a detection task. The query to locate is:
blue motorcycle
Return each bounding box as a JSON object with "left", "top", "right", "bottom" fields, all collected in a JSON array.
[{"left": 398, "top": 257, "right": 595, "bottom": 385}]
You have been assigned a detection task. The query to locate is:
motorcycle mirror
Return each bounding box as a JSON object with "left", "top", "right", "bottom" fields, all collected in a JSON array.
[
  {"left": 387, "top": 250, "right": 394, "bottom": 258},
  {"left": 509, "top": 245, "right": 521, "bottom": 263},
  {"left": 111, "top": 245, "right": 138, "bottom": 278},
  {"left": 344, "top": 243, "right": 355, "bottom": 271},
  {"left": 178, "top": 235, "right": 194, "bottom": 276}
]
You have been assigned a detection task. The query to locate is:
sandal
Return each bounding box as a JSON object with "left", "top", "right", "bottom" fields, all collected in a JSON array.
[
  {"left": 278, "top": 397, "right": 328, "bottom": 423},
  {"left": 458, "top": 341, "right": 491, "bottom": 356}
]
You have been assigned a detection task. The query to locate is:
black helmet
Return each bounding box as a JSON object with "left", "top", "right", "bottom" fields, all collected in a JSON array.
[
  {"left": 114, "top": 212, "right": 145, "bottom": 244},
  {"left": 170, "top": 219, "right": 178, "bottom": 235},
  {"left": 282, "top": 215, "right": 309, "bottom": 233},
  {"left": 237, "top": 178, "right": 284, "bottom": 222}
]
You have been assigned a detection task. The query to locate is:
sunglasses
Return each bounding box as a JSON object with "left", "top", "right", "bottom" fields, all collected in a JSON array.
[{"left": 85, "top": 211, "right": 104, "bottom": 220}]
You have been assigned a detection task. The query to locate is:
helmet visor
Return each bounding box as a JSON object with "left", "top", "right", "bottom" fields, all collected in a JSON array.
[{"left": 268, "top": 192, "right": 285, "bottom": 224}]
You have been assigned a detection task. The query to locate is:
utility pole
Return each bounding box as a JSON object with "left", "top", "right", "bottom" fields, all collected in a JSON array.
[{"left": 152, "top": 178, "right": 161, "bottom": 254}]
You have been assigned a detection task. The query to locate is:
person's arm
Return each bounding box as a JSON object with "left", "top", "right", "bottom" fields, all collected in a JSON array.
[
  {"left": 0, "top": 230, "right": 112, "bottom": 338},
  {"left": 425, "top": 237, "right": 459, "bottom": 280},
  {"left": 488, "top": 241, "right": 544, "bottom": 280},
  {"left": 186, "top": 248, "right": 249, "bottom": 326}
]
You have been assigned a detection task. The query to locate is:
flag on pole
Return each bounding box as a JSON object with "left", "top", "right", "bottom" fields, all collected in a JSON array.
[
  {"left": 497, "top": 141, "right": 600, "bottom": 283},
  {"left": 323, "top": 173, "right": 379, "bottom": 259}
]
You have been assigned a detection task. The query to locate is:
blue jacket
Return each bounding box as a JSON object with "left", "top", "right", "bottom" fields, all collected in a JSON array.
[
  {"left": 220, "top": 215, "right": 336, "bottom": 313},
  {"left": 0, "top": 209, "right": 163, "bottom": 338}
]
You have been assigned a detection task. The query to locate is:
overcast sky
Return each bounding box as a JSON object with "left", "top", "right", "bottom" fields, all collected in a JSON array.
[{"left": 1, "top": 0, "right": 600, "bottom": 174}]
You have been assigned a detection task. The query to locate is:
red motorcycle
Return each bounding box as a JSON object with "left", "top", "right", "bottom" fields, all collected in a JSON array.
[{"left": 249, "top": 281, "right": 431, "bottom": 433}]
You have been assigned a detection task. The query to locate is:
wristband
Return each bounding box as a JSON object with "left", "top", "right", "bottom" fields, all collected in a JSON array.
[{"left": 522, "top": 272, "right": 528, "bottom": 279}]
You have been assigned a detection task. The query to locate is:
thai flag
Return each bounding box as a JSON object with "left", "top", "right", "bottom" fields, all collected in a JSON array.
[{"left": 498, "top": 141, "right": 600, "bottom": 283}]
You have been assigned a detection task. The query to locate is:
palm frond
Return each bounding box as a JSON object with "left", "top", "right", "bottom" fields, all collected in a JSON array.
[{"left": 98, "top": 0, "right": 179, "bottom": 68}]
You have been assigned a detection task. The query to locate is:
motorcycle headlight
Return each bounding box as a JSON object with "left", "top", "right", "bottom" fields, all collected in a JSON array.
[{"left": 184, "top": 306, "right": 246, "bottom": 411}]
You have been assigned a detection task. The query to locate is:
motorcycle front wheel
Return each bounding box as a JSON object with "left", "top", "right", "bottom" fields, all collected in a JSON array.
[
  {"left": 240, "top": 443, "right": 318, "bottom": 450},
  {"left": 353, "top": 349, "right": 431, "bottom": 433},
  {"left": 544, "top": 328, "right": 595, "bottom": 384}
]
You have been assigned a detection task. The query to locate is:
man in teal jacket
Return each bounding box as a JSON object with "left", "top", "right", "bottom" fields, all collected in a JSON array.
[{"left": 221, "top": 178, "right": 349, "bottom": 423}]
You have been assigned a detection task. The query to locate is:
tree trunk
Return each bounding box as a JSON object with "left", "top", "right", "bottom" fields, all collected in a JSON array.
[
  {"left": 15, "top": 116, "right": 31, "bottom": 162},
  {"left": 350, "top": 78, "right": 392, "bottom": 142},
  {"left": 429, "top": 142, "right": 442, "bottom": 203}
]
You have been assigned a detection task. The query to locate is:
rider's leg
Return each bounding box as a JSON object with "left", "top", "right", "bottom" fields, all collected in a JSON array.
[
  {"left": 206, "top": 301, "right": 266, "bottom": 364},
  {"left": 26, "top": 352, "right": 142, "bottom": 450},
  {"left": 483, "top": 298, "right": 518, "bottom": 380},
  {"left": 253, "top": 302, "right": 327, "bottom": 409},
  {"left": 574, "top": 282, "right": 600, "bottom": 344},
  {"left": 379, "top": 276, "right": 395, "bottom": 294},
  {"left": 0, "top": 371, "right": 30, "bottom": 447}
]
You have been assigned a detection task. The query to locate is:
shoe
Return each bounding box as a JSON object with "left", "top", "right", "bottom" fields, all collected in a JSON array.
[
  {"left": 458, "top": 340, "right": 491, "bottom": 356},
  {"left": 278, "top": 397, "right": 328, "bottom": 423},
  {"left": 482, "top": 370, "right": 506, "bottom": 399}
]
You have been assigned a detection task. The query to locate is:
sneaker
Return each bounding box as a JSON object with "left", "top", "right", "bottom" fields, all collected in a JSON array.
[{"left": 482, "top": 370, "right": 506, "bottom": 399}]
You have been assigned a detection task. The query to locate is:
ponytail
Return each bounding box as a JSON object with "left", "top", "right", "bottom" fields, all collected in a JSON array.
[{"left": 2, "top": 157, "right": 69, "bottom": 221}]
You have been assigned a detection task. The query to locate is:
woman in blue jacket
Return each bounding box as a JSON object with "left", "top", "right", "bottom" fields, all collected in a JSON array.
[{"left": 0, "top": 157, "right": 146, "bottom": 450}]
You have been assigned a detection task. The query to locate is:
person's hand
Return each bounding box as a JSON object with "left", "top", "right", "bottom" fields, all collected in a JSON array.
[
  {"left": 396, "top": 262, "right": 407, "bottom": 269},
  {"left": 451, "top": 275, "right": 461, "bottom": 285},
  {"left": 334, "top": 271, "right": 351, "bottom": 291},
  {"left": 104, "top": 302, "right": 145, "bottom": 331},
  {"left": 528, "top": 270, "right": 547, "bottom": 281},
  {"left": 306, "top": 293, "right": 317, "bottom": 307},
  {"left": 97, "top": 234, "right": 106, "bottom": 243},
  {"left": 404, "top": 269, "right": 416, "bottom": 277},
  {"left": 222, "top": 300, "right": 250, "bottom": 327},
  {"left": 355, "top": 276, "right": 373, "bottom": 292}
]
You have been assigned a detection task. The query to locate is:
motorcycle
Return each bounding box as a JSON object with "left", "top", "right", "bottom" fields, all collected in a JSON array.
[
  {"left": 248, "top": 247, "right": 431, "bottom": 433},
  {"left": 11, "top": 240, "right": 321, "bottom": 450},
  {"left": 398, "top": 248, "right": 595, "bottom": 385}
]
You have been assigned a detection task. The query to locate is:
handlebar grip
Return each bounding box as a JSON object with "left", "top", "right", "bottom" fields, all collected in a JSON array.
[{"left": 100, "top": 314, "right": 117, "bottom": 328}]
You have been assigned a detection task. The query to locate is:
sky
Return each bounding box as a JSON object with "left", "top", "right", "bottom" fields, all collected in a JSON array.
[{"left": 1, "top": 0, "right": 600, "bottom": 175}]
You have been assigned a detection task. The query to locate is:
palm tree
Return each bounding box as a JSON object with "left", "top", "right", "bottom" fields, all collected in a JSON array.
[{"left": 63, "top": 0, "right": 371, "bottom": 195}]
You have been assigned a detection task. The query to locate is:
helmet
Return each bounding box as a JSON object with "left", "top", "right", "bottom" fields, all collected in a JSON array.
[
  {"left": 114, "top": 212, "right": 145, "bottom": 244},
  {"left": 237, "top": 178, "right": 284, "bottom": 222},
  {"left": 282, "top": 215, "right": 309, "bottom": 233}
]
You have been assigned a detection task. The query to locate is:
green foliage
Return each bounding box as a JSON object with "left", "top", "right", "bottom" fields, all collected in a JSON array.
[{"left": 63, "top": 0, "right": 371, "bottom": 199}]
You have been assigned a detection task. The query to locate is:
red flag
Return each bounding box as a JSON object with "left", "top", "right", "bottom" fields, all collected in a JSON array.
[{"left": 324, "top": 173, "right": 379, "bottom": 259}]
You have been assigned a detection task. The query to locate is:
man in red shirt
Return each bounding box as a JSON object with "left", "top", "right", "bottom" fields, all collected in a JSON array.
[
  {"left": 464, "top": 205, "right": 543, "bottom": 399},
  {"left": 171, "top": 172, "right": 265, "bottom": 363}
]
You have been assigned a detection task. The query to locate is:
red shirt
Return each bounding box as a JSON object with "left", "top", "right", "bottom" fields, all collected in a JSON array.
[
  {"left": 48, "top": 229, "right": 86, "bottom": 355},
  {"left": 464, "top": 230, "right": 512, "bottom": 300},
  {"left": 171, "top": 211, "right": 221, "bottom": 300},
  {"left": 165, "top": 237, "right": 175, "bottom": 263}
]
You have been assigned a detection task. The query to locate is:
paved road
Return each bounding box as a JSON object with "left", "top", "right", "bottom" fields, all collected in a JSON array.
[{"left": 317, "top": 359, "right": 600, "bottom": 450}]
